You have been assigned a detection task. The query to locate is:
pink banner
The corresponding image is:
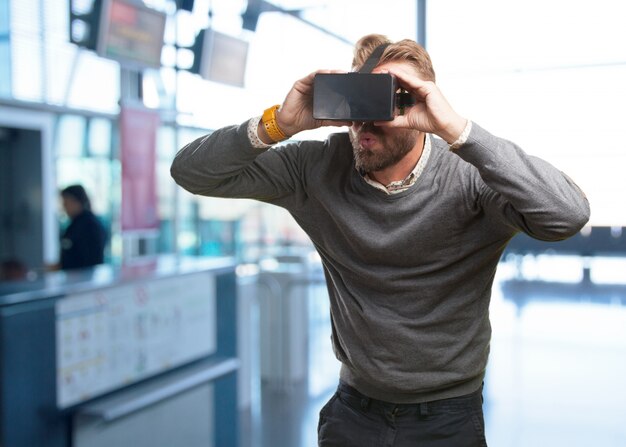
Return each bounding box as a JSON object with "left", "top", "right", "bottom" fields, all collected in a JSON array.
[{"left": 120, "top": 105, "right": 160, "bottom": 232}]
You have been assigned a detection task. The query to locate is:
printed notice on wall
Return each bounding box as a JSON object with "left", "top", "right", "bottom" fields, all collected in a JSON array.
[{"left": 55, "top": 272, "right": 216, "bottom": 408}]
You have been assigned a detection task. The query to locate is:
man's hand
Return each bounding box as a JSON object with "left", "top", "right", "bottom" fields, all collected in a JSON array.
[
  {"left": 375, "top": 65, "right": 467, "bottom": 144},
  {"left": 273, "top": 70, "right": 352, "bottom": 138}
]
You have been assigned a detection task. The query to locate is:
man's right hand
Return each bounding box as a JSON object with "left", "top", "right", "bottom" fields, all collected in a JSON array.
[{"left": 258, "top": 70, "right": 352, "bottom": 143}]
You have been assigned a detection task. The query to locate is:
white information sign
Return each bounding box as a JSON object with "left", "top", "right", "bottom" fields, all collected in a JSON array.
[{"left": 56, "top": 272, "right": 216, "bottom": 408}]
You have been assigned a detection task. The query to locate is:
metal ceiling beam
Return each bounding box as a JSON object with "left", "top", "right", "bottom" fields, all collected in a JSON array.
[{"left": 242, "top": 0, "right": 354, "bottom": 45}]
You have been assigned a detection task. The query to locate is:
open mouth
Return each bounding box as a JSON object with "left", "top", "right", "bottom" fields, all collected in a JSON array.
[{"left": 359, "top": 132, "right": 378, "bottom": 149}]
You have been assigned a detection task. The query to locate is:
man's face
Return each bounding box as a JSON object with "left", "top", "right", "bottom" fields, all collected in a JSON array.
[
  {"left": 348, "top": 60, "right": 421, "bottom": 174},
  {"left": 349, "top": 122, "right": 420, "bottom": 173}
]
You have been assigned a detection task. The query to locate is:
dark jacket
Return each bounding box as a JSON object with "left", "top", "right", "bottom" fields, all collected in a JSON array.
[{"left": 60, "top": 210, "right": 107, "bottom": 270}]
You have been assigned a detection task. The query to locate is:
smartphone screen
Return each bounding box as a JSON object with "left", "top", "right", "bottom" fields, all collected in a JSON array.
[{"left": 313, "top": 73, "right": 396, "bottom": 121}]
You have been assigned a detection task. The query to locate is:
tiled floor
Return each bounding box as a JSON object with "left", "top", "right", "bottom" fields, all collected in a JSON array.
[{"left": 240, "top": 256, "right": 626, "bottom": 447}]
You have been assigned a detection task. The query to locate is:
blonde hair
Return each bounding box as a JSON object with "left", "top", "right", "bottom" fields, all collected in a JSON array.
[{"left": 352, "top": 34, "right": 436, "bottom": 82}]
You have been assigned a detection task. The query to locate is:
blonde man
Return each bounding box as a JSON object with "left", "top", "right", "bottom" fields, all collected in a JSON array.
[{"left": 172, "top": 34, "right": 589, "bottom": 446}]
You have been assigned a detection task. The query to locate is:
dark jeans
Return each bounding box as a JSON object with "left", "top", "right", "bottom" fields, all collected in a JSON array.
[{"left": 318, "top": 381, "right": 488, "bottom": 447}]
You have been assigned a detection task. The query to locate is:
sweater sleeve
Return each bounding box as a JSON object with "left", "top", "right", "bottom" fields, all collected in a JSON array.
[
  {"left": 453, "top": 123, "right": 590, "bottom": 241},
  {"left": 170, "top": 120, "right": 308, "bottom": 208}
]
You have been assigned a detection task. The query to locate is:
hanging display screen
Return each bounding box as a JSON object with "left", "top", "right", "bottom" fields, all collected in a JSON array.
[{"left": 97, "top": 0, "right": 166, "bottom": 68}]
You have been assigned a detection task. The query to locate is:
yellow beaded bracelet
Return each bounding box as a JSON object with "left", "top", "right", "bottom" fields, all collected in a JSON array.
[{"left": 262, "top": 105, "right": 288, "bottom": 143}]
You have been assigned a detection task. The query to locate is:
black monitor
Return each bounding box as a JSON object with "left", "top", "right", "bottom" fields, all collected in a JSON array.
[
  {"left": 191, "top": 29, "right": 249, "bottom": 88},
  {"left": 97, "top": 0, "right": 166, "bottom": 69}
]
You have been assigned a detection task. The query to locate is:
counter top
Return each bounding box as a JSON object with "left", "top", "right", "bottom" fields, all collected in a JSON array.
[{"left": 0, "top": 256, "right": 236, "bottom": 306}]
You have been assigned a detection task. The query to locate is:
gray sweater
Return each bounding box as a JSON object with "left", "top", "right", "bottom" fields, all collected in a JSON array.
[{"left": 171, "top": 120, "right": 590, "bottom": 403}]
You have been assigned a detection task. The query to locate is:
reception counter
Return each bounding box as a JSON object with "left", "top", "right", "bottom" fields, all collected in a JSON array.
[{"left": 0, "top": 256, "right": 239, "bottom": 447}]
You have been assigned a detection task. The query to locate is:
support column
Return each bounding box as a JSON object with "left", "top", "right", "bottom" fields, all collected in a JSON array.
[{"left": 417, "top": 0, "right": 427, "bottom": 47}]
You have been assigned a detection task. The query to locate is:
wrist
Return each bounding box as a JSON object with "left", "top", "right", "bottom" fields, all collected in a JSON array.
[
  {"left": 438, "top": 116, "right": 468, "bottom": 144},
  {"left": 252, "top": 117, "right": 275, "bottom": 146},
  {"left": 261, "top": 105, "right": 289, "bottom": 143},
  {"left": 449, "top": 120, "right": 473, "bottom": 151},
  {"left": 275, "top": 108, "right": 296, "bottom": 138}
]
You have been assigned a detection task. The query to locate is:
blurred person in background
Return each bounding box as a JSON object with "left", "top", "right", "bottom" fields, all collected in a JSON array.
[
  {"left": 171, "top": 33, "right": 590, "bottom": 447},
  {"left": 51, "top": 184, "right": 107, "bottom": 271}
]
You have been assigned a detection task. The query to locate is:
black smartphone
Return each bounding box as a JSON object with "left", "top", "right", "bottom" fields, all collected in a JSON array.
[{"left": 313, "top": 73, "right": 397, "bottom": 121}]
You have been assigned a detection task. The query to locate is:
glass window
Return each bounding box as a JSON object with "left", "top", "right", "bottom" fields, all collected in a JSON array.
[
  {"left": 56, "top": 115, "right": 86, "bottom": 157},
  {"left": 87, "top": 118, "right": 112, "bottom": 157},
  {"left": 9, "top": 0, "right": 45, "bottom": 101},
  {"left": 156, "top": 125, "right": 176, "bottom": 160},
  {"left": 0, "top": 0, "right": 8, "bottom": 31},
  {"left": 6, "top": 0, "right": 121, "bottom": 112},
  {"left": 428, "top": 0, "right": 626, "bottom": 226},
  {"left": 0, "top": 41, "right": 9, "bottom": 98},
  {"left": 156, "top": 125, "right": 176, "bottom": 253},
  {"left": 44, "top": 41, "right": 79, "bottom": 105},
  {"left": 177, "top": 189, "right": 199, "bottom": 255},
  {"left": 11, "top": 35, "right": 43, "bottom": 101},
  {"left": 65, "top": 51, "right": 120, "bottom": 113},
  {"left": 293, "top": 0, "right": 417, "bottom": 43},
  {"left": 0, "top": 0, "right": 9, "bottom": 98}
]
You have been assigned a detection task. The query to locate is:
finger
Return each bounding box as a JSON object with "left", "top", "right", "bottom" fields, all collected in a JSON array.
[
  {"left": 298, "top": 69, "right": 350, "bottom": 88},
  {"left": 315, "top": 68, "right": 349, "bottom": 75},
  {"left": 374, "top": 116, "right": 411, "bottom": 128},
  {"left": 385, "top": 67, "right": 433, "bottom": 97},
  {"left": 296, "top": 71, "right": 320, "bottom": 88}
]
